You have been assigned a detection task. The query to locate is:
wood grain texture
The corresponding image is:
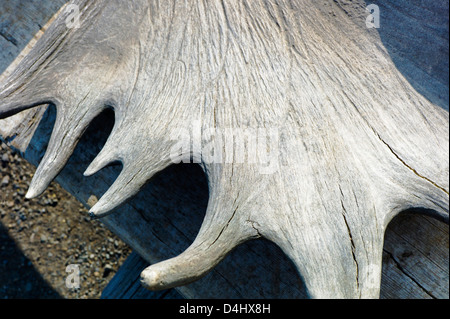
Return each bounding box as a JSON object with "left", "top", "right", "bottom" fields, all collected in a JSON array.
[{"left": 0, "top": 0, "right": 448, "bottom": 298}]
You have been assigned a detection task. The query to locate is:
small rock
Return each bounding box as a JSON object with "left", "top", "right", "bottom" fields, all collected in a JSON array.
[
  {"left": 87, "top": 195, "right": 98, "bottom": 208},
  {"left": 1, "top": 175, "right": 9, "bottom": 187},
  {"left": 1, "top": 153, "right": 9, "bottom": 163},
  {"left": 19, "top": 212, "right": 27, "bottom": 221},
  {"left": 40, "top": 234, "right": 47, "bottom": 243},
  {"left": 103, "top": 265, "right": 114, "bottom": 278}
]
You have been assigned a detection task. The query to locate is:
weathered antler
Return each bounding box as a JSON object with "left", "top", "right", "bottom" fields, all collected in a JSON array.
[{"left": 0, "top": 0, "right": 448, "bottom": 298}]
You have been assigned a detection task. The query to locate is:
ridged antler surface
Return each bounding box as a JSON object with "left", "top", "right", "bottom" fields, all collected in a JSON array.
[{"left": 0, "top": 0, "right": 448, "bottom": 298}]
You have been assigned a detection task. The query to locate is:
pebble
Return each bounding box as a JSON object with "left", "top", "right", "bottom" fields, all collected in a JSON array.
[
  {"left": 1, "top": 141, "right": 131, "bottom": 298},
  {"left": 18, "top": 212, "right": 27, "bottom": 221},
  {"left": 1, "top": 175, "right": 9, "bottom": 187}
]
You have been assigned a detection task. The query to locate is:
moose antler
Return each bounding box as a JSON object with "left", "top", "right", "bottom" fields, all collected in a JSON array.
[{"left": 0, "top": 0, "right": 448, "bottom": 298}]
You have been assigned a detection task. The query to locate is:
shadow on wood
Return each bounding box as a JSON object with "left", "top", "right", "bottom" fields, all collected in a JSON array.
[{"left": 373, "top": 0, "right": 449, "bottom": 111}]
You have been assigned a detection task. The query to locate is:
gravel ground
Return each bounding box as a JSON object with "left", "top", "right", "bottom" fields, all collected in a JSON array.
[{"left": 0, "top": 141, "right": 132, "bottom": 299}]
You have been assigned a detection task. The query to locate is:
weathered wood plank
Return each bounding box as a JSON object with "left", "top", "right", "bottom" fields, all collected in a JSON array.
[
  {"left": 375, "top": 0, "right": 449, "bottom": 111},
  {"left": 0, "top": 0, "right": 67, "bottom": 152},
  {"left": 382, "top": 213, "right": 449, "bottom": 299},
  {"left": 0, "top": 0, "right": 67, "bottom": 74}
]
